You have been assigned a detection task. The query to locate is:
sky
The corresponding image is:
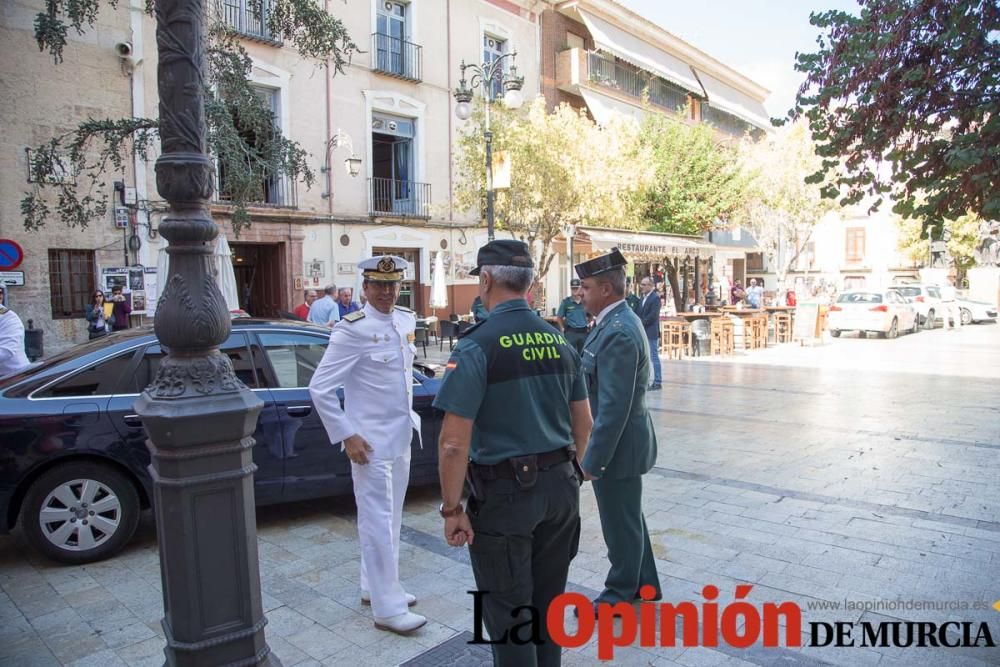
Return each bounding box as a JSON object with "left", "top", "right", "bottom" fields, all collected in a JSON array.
[{"left": 616, "top": 0, "right": 860, "bottom": 119}]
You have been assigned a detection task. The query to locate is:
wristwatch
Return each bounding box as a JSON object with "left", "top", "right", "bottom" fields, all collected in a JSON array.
[{"left": 439, "top": 502, "right": 464, "bottom": 518}]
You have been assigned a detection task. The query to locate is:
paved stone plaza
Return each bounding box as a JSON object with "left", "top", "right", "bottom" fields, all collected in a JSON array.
[{"left": 2, "top": 324, "right": 999, "bottom": 666}]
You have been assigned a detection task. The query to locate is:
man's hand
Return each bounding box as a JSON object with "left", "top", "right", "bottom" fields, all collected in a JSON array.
[
  {"left": 344, "top": 434, "right": 373, "bottom": 465},
  {"left": 444, "top": 512, "right": 474, "bottom": 547}
]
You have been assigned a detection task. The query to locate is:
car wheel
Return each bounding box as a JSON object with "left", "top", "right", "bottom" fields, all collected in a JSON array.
[
  {"left": 961, "top": 308, "right": 973, "bottom": 326},
  {"left": 830, "top": 330, "right": 841, "bottom": 338},
  {"left": 20, "top": 462, "right": 140, "bottom": 564},
  {"left": 885, "top": 318, "right": 898, "bottom": 339},
  {"left": 925, "top": 309, "right": 935, "bottom": 329}
]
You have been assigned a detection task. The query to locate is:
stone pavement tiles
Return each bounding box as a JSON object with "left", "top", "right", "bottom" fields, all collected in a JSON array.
[{"left": 2, "top": 336, "right": 1000, "bottom": 666}]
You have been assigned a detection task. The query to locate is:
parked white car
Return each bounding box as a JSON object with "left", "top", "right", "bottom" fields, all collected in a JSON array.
[
  {"left": 828, "top": 290, "right": 919, "bottom": 339},
  {"left": 888, "top": 284, "right": 942, "bottom": 329},
  {"left": 956, "top": 296, "right": 998, "bottom": 325}
]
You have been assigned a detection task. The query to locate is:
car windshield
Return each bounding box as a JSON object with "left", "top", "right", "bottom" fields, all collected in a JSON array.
[
  {"left": 891, "top": 286, "right": 920, "bottom": 297},
  {"left": 838, "top": 292, "right": 883, "bottom": 304}
]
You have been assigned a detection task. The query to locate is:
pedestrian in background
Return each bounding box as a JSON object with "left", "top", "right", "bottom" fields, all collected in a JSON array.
[
  {"left": 637, "top": 276, "right": 662, "bottom": 390},
  {"left": 747, "top": 279, "right": 764, "bottom": 309},
  {"left": 85, "top": 290, "right": 110, "bottom": 339},
  {"left": 308, "top": 257, "right": 426, "bottom": 636},
  {"left": 940, "top": 278, "right": 962, "bottom": 330},
  {"left": 435, "top": 239, "right": 592, "bottom": 667},
  {"left": 293, "top": 289, "right": 317, "bottom": 320},
  {"left": 730, "top": 280, "right": 745, "bottom": 306},
  {"left": 557, "top": 278, "right": 590, "bottom": 355},
  {"left": 108, "top": 286, "right": 132, "bottom": 331},
  {"left": 337, "top": 287, "right": 361, "bottom": 319},
  {"left": 308, "top": 284, "right": 341, "bottom": 327},
  {"left": 576, "top": 248, "right": 662, "bottom": 616}
]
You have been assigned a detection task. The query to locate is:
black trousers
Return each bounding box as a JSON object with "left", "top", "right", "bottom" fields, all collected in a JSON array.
[{"left": 468, "top": 461, "right": 581, "bottom": 667}]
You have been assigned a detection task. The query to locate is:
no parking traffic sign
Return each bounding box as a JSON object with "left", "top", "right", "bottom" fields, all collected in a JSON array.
[{"left": 0, "top": 240, "right": 24, "bottom": 271}]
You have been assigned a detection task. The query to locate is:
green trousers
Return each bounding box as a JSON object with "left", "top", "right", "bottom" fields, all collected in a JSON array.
[
  {"left": 564, "top": 329, "right": 588, "bottom": 356},
  {"left": 592, "top": 475, "right": 661, "bottom": 603},
  {"left": 468, "top": 461, "right": 581, "bottom": 667}
]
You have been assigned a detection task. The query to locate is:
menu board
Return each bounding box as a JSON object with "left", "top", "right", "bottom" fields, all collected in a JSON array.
[{"left": 793, "top": 303, "right": 820, "bottom": 340}]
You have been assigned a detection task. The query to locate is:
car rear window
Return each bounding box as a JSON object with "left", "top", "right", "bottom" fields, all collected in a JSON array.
[
  {"left": 837, "top": 292, "right": 883, "bottom": 304},
  {"left": 891, "top": 286, "right": 920, "bottom": 297}
]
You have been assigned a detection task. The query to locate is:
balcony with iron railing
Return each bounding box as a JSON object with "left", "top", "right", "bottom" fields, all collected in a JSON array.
[
  {"left": 371, "top": 33, "right": 422, "bottom": 82},
  {"left": 368, "top": 177, "right": 431, "bottom": 218},
  {"left": 556, "top": 47, "right": 690, "bottom": 114},
  {"left": 214, "top": 172, "right": 298, "bottom": 209},
  {"left": 222, "top": 0, "right": 278, "bottom": 43},
  {"left": 701, "top": 103, "right": 763, "bottom": 140}
]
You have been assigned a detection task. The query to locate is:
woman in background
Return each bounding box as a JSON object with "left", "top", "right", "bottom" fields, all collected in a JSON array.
[{"left": 85, "top": 290, "right": 110, "bottom": 339}]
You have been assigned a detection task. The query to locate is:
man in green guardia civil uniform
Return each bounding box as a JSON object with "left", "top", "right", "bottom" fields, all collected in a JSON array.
[
  {"left": 575, "top": 248, "right": 662, "bottom": 613},
  {"left": 435, "top": 239, "right": 593, "bottom": 666},
  {"left": 556, "top": 278, "right": 590, "bottom": 355}
]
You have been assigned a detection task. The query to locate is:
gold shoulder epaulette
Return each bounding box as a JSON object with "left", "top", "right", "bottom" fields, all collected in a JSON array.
[
  {"left": 0, "top": 305, "right": 8, "bottom": 315},
  {"left": 343, "top": 310, "right": 366, "bottom": 323},
  {"left": 394, "top": 305, "right": 414, "bottom": 314}
]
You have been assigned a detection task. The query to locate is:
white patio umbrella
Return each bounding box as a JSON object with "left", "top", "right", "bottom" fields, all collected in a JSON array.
[
  {"left": 157, "top": 233, "right": 240, "bottom": 312},
  {"left": 430, "top": 251, "right": 448, "bottom": 311}
]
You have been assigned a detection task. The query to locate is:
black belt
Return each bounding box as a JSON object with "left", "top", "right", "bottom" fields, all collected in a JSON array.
[
  {"left": 565, "top": 326, "right": 589, "bottom": 333},
  {"left": 471, "top": 447, "right": 572, "bottom": 481}
]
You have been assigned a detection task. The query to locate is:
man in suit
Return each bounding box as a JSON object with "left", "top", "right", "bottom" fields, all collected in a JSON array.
[
  {"left": 637, "top": 276, "right": 662, "bottom": 390},
  {"left": 576, "top": 249, "right": 662, "bottom": 614}
]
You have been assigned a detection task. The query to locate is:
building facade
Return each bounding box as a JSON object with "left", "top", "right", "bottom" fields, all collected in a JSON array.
[
  {"left": 1, "top": 0, "right": 547, "bottom": 353},
  {"left": 745, "top": 207, "right": 921, "bottom": 300},
  {"left": 537, "top": 0, "right": 772, "bottom": 309}
]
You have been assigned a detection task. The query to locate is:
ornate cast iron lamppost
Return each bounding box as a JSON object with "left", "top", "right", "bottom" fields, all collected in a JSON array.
[
  {"left": 453, "top": 52, "right": 524, "bottom": 241},
  {"left": 134, "top": 0, "right": 279, "bottom": 663}
]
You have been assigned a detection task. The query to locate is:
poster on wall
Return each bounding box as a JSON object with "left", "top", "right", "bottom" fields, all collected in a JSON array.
[{"left": 100, "top": 266, "right": 158, "bottom": 317}]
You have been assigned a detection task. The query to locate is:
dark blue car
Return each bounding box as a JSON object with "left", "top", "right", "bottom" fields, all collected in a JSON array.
[{"left": 0, "top": 319, "right": 444, "bottom": 564}]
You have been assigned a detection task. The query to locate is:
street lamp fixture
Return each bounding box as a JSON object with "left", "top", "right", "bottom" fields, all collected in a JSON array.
[
  {"left": 322, "top": 129, "right": 362, "bottom": 198},
  {"left": 453, "top": 51, "right": 524, "bottom": 241}
]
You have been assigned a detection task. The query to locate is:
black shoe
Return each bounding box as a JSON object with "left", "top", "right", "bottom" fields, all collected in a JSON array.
[
  {"left": 634, "top": 589, "right": 662, "bottom": 601},
  {"left": 648, "top": 383, "right": 662, "bottom": 391}
]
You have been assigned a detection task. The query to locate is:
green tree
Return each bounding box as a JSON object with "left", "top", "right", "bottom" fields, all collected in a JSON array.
[
  {"left": 896, "top": 212, "right": 982, "bottom": 276},
  {"left": 21, "top": 0, "right": 356, "bottom": 233},
  {"left": 791, "top": 0, "right": 1000, "bottom": 229},
  {"left": 636, "top": 112, "right": 751, "bottom": 309},
  {"left": 734, "top": 120, "right": 837, "bottom": 290},
  {"left": 453, "top": 98, "right": 652, "bottom": 301}
]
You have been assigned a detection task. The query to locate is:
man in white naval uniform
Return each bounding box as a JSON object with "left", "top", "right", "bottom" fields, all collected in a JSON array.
[{"left": 308, "top": 255, "right": 427, "bottom": 635}]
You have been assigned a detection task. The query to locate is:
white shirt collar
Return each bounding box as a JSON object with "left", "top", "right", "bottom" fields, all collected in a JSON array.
[
  {"left": 364, "top": 302, "right": 393, "bottom": 321},
  {"left": 596, "top": 299, "right": 626, "bottom": 325}
]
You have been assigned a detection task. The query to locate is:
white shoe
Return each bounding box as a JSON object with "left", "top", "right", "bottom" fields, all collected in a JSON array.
[
  {"left": 373, "top": 611, "right": 427, "bottom": 635},
  {"left": 361, "top": 590, "right": 417, "bottom": 607}
]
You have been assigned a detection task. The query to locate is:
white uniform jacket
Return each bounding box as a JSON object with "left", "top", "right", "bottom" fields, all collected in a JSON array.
[
  {"left": 0, "top": 307, "right": 30, "bottom": 378},
  {"left": 308, "top": 303, "right": 420, "bottom": 459}
]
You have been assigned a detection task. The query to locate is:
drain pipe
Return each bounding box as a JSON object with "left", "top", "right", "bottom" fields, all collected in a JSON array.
[{"left": 324, "top": 0, "right": 334, "bottom": 217}]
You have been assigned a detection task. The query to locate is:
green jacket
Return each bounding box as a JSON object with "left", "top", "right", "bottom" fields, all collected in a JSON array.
[{"left": 580, "top": 301, "right": 657, "bottom": 479}]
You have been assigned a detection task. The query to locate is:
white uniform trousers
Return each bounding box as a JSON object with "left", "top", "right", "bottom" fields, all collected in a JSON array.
[{"left": 352, "top": 448, "right": 411, "bottom": 619}]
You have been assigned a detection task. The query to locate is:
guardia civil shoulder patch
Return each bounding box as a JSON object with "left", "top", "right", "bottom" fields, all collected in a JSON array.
[{"left": 343, "top": 310, "right": 366, "bottom": 323}]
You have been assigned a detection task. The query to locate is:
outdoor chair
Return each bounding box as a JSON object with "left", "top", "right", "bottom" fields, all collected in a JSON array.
[
  {"left": 439, "top": 320, "right": 459, "bottom": 351},
  {"left": 414, "top": 324, "right": 430, "bottom": 357}
]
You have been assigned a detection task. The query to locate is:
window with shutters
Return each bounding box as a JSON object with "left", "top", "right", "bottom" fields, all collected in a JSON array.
[
  {"left": 48, "top": 249, "right": 95, "bottom": 319},
  {"left": 845, "top": 228, "right": 866, "bottom": 263}
]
